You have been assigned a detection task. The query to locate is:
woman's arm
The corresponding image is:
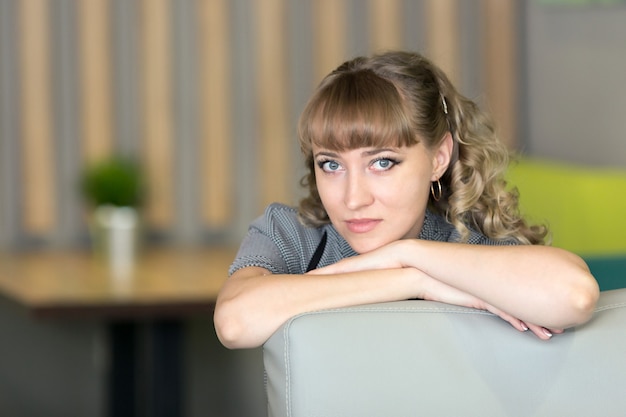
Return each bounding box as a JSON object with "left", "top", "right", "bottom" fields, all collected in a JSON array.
[
  {"left": 214, "top": 265, "right": 425, "bottom": 349},
  {"left": 215, "top": 239, "right": 599, "bottom": 349},
  {"left": 312, "top": 239, "right": 600, "bottom": 336}
]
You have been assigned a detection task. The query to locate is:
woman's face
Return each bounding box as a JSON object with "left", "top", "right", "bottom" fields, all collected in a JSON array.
[{"left": 313, "top": 138, "right": 451, "bottom": 254}]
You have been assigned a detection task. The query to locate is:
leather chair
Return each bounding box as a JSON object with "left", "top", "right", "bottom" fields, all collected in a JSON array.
[{"left": 264, "top": 288, "right": 626, "bottom": 417}]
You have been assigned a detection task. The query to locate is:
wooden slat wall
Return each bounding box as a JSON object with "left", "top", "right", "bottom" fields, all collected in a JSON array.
[
  {"left": 19, "top": 0, "right": 56, "bottom": 234},
  {"left": 0, "top": 0, "right": 519, "bottom": 248},
  {"left": 141, "top": 0, "right": 174, "bottom": 229},
  {"left": 369, "top": 0, "right": 403, "bottom": 52},
  {"left": 483, "top": 0, "right": 518, "bottom": 148},
  {"left": 79, "top": 0, "right": 113, "bottom": 163},
  {"left": 312, "top": 0, "right": 348, "bottom": 82},
  {"left": 255, "top": 0, "right": 292, "bottom": 210},
  {"left": 425, "top": 0, "right": 460, "bottom": 84},
  {"left": 199, "top": 0, "right": 233, "bottom": 227}
]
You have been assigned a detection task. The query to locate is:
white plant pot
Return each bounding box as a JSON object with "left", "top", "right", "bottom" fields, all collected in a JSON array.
[{"left": 91, "top": 205, "right": 141, "bottom": 279}]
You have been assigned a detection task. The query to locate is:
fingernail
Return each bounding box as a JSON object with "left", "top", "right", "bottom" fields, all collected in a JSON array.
[
  {"left": 521, "top": 322, "right": 529, "bottom": 331},
  {"left": 543, "top": 328, "right": 553, "bottom": 338}
]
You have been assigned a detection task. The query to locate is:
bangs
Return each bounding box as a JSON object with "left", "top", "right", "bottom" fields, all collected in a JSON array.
[{"left": 299, "top": 70, "right": 417, "bottom": 152}]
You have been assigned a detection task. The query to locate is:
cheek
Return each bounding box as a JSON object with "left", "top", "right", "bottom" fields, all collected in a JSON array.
[
  {"left": 406, "top": 162, "right": 435, "bottom": 195},
  {"left": 380, "top": 174, "right": 430, "bottom": 207},
  {"left": 315, "top": 177, "right": 338, "bottom": 207}
]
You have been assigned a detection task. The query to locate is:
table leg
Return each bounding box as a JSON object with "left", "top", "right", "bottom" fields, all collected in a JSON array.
[
  {"left": 108, "top": 322, "right": 138, "bottom": 417},
  {"left": 148, "top": 320, "right": 183, "bottom": 417},
  {"left": 108, "top": 320, "right": 183, "bottom": 417}
]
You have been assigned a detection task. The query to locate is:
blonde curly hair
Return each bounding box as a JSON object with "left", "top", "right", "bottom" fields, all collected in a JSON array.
[{"left": 297, "top": 51, "right": 547, "bottom": 245}]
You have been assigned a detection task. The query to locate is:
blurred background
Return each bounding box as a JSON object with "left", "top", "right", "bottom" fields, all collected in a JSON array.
[
  {"left": 1, "top": 1, "right": 626, "bottom": 416},
  {"left": 4, "top": 0, "right": 623, "bottom": 251}
]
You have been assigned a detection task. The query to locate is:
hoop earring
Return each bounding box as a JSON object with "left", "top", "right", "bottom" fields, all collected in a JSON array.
[{"left": 430, "top": 179, "right": 442, "bottom": 202}]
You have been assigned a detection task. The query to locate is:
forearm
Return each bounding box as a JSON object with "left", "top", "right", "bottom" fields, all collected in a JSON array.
[
  {"left": 400, "top": 240, "right": 599, "bottom": 329},
  {"left": 214, "top": 266, "right": 420, "bottom": 349}
]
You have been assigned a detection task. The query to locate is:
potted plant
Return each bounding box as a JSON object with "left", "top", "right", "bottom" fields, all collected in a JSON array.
[{"left": 80, "top": 155, "right": 145, "bottom": 277}]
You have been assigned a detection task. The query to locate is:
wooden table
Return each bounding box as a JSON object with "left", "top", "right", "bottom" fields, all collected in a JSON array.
[
  {"left": 0, "top": 246, "right": 235, "bottom": 318},
  {"left": 0, "top": 246, "right": 237, "bottom": 417}
]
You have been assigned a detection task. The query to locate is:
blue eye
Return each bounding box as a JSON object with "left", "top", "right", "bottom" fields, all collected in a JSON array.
[
  {"left": 371, "top": 158, "right": 397, "bottom": 171},
  {"left": 318, "top": 160, "right": 342, "bottom": 172}
]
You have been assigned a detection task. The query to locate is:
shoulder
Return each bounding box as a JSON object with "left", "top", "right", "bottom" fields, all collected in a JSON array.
[
  {"left": 419, "top": 210, "right": 456, "bottom": 242},
  {"left": 251, "top": 203, "right": 318, "bottom": 241},
  {"left": 259, "top": 202, "right": 300, "bottom": 224},
  {"left": 230, "top": 203, "right": 327, "bottom": 275}
]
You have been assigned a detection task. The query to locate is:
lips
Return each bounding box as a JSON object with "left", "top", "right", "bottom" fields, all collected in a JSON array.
[{"left": 345, "top": 218, "right": 381, "bottom": 233}]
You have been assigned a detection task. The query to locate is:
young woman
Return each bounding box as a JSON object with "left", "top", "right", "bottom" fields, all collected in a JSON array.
[{"left": 214, "top": 51, "right": 599, "bottom": 349}]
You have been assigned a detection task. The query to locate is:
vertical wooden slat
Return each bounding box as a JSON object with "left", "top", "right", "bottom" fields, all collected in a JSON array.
[
  {"left": 369, "top": 0, "right": 403, "bottom": 53},
  {"left": 141, "top": 0, "right": 174, "bottom": 228},
  {"left": 19, "top": 0, "right": 56, "bottom": 233},
  {"left": 78, "top": 0, "right": 113, "bottom": 163},
  {"left": 312, "top": 0, "right": 348, "bottom": 83},
  {"left": 199, "top": 0, "right": 233, "bottom": 227},
  {"left": 254, "top": 0, "right": 291, "bottom": 209},
  {"left": 425, "top": 0, "right": 460, "bottom": 85},
  {"left": 483, "top": 0, "right": 518, "bottom": 149}
]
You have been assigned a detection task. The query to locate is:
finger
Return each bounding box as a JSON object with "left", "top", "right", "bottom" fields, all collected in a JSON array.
[
  {"left": 490, "top": 308, "right": 528, "bottom": 333},
  {"left": 496, "top": 313, "right": 525, "bottom": 332},
  {"left": 509, "top": 320, "right": 528, "bottom": 333},
  {"left": 527, "top": 323, "right": 553, "bottom": 340}
]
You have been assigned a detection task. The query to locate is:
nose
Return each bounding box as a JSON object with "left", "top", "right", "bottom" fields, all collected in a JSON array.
[{"left": 344, "top": 172, "right": 374, "bottom": 210}]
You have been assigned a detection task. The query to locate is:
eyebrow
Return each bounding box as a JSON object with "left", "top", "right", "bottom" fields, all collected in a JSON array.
[
  {"left": 314, "top": 148, "right": 399, "bottom": 158},
  {"left": 362, "top": 148, "right": 397, "bottom": 156}
]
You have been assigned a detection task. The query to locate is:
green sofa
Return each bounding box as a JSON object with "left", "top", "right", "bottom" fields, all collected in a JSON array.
[{"left": 507, "top": 158, "right": 626, "bottom": 291}]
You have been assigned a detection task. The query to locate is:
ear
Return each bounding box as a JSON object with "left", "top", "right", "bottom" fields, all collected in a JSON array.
[{"left": 431, "top": 132, "right": 453, "bottom": 181}]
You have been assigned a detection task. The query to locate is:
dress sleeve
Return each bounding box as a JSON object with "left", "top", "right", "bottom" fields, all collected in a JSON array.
[
  {"left": 228, "top": 203, "right": 322, "bottom": 276},
  {"left": 228, "top": 226, "right": 289, "bottom": 276}
]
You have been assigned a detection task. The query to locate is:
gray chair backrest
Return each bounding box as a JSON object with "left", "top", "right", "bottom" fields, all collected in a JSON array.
[{"left": 264, "top": 289, "right": 626, "bottom": 417}]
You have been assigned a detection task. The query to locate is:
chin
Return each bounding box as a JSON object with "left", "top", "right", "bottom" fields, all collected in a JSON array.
[{"left": 346, "top": 238, "right": 389, "bottom": 255}]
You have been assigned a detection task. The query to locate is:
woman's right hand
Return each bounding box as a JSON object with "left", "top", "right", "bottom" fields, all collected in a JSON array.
[
  {"left": 416, "top": 269, "right": 561, "bottom": 341},
  {"left": 482, "top": 301, "right": 563, "bottom": 340}
]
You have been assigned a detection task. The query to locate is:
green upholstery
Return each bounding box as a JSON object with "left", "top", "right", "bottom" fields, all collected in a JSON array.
[
  {"left": 506, "top": 158, "right": 626, "bottom": 290},
  {"left": 584, "top": 257, "right": 626, "bottom": 291}
]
